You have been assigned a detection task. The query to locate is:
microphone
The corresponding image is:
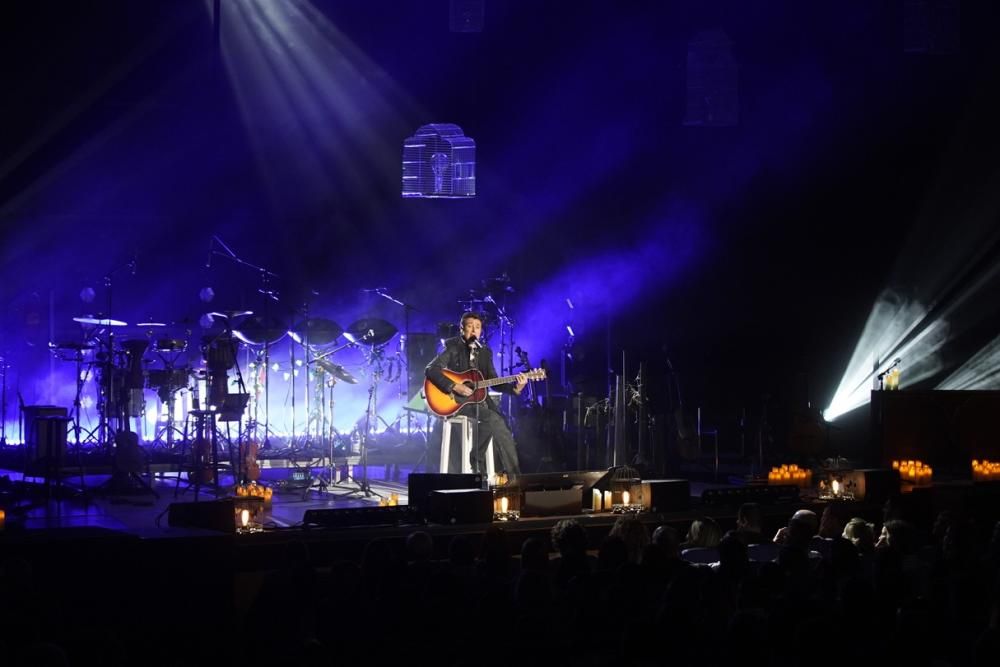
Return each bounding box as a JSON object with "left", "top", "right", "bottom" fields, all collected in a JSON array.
[{"left": 467, "top": 336, "right": 482, "bottom": 349}]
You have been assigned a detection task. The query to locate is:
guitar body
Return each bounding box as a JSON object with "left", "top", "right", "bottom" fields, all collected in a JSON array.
[{"left": 424, "top": 369, "right": 487, "bottom": 417}]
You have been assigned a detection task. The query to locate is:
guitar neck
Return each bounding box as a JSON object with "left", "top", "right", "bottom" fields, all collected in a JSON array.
[{"left": 474, "top": 374, "right": 524, "bottom": 389}]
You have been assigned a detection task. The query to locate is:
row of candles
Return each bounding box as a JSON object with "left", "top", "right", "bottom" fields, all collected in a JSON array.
[
  {"left": 972, "top": 460, "right": 1000, "bottom": 481},
  {"left": 377, "top": 493, "right": 401, "bottom": 507},
  {"left": 234, "top": 481, "right": 273, "bottom": 504},
  {"left": 589, "top": 489, "right": 634, "bottom": 512},
  {"left": 890, "top": 459, "right": 933, "bottom": 485},
  {"left": 766, "top": 464, "right": 812, "bottom": 487}
]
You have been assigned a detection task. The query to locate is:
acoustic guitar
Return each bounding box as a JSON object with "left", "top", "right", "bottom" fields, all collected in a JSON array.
[{"left": 424, "top": 368, "right": 546, "bottom": 417}]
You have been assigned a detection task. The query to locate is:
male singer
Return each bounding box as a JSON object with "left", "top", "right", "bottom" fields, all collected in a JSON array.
[{"left": 425, "top": 312, "right": 526, "bottom": 477}]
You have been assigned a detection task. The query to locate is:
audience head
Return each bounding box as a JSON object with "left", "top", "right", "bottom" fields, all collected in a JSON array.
[
  {"left": 881, "top": 519, "right": 916, "bottom": 555},
  {"left": 843, "top": 517, "right": 875, "bottom": 553},
  {"left": 405, "top": 530, "right": 434, "bottom": 563},
  {"left": 736, "top": 502, "right": 762, "bottom": 534},
  {"left": 609, "top": 516, "right": 650, "bottom": 564},
  {"left": 818, "top": 505, "right": 847, "bottom": 539},
  {"left": 652, "top": 524, "right": 681, "bottom": 558},
  {"left": 550, "top": 518, "right": 589, "bottom": 558},
  {"left": 717, "top": 530, "right": 749, "bottom": 574},
  {"left": 519, "top": 537, "right": 549, "bottom": 573},
  {"left": 685, "top": 517, "right": 722, "bottom": 549},
  {"left": 791, "top": 509, "right": 819, "bottom": 536}
]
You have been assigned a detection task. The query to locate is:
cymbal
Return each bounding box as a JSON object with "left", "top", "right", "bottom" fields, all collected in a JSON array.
[
  {"left": 289, "top": 318, "right": 343, "bottom": 346},
  {"left": 49, "top": 341, "right": 94, "bottom": 351},
  {"left": 313, "top": 358, "right": 359, "bottom": 384},
  {"left": 73, "top": 316, "right": 128, "bottom": 327},
  {"left": 136, "top": 321, "right": 167, "bottom": 328},
  {"left": 233, "top": 315, "right": 288, "bottom": 346},
  {"left": 208, "top": 310, "right": 254, "bottom": 322},
  {"left": 343, "top": 318, "right": 397, "bottom": 346}
]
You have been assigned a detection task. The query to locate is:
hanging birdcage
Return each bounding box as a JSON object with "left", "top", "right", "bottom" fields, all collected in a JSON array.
[{"left": 610, "top": 465, "right": 644, "bottom": 513}]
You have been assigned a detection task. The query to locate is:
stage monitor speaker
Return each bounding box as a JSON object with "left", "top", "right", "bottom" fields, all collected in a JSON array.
[
  {"left": 427, "top": 488, "right": 493, "bottom": 525},
  {"left": 303, "top": 505, "right": 423, "bottom": 529},
  {"left": 517, "top": 469, "right": 612, "bottom": 491},
  {"left": 24, "top": 405, "right": 69, "bottom": 462},
  {"left": 407, "top": 472, "right": 482, "bottom": 514},
  {"left": 701, "top": 484, "right": 799, "bottom": 507},
  {"left": 522, "top": 486, "right": 582, "bottom": 517},
  {"left": 843, "top": 468, "right": 900, "bottom": 504},
  {"left": 515, "top": 469, "right": 611, "bottom": 517},
  {"left": 167, "top": 499, "right": 235, "bottom": 533},
  {"left": 640, "top": 479, "right": 691, "bottom": 512}
]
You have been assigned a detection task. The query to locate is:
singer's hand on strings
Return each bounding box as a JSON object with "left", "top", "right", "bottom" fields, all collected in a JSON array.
[
  {"left": 452, "top": 383, "right": 474, "bottom": 397},
  {"left": 514, "top": 373, "right": 528, "bottom": 393}
]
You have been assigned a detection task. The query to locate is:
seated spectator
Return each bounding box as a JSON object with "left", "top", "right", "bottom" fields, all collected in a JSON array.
[
  {"left": 682, "top": 517, "right": 722, "bottom": 550},
  {"left": 843, "top": 517, "right": 875, "bottom": 554},
  {"left": 549, "top": 518, "right": 595, "bottom": 588},
  {"left": 734, "top": 502, "right": 765, "bottom": 545},
  {"left": 772, "top": 508, "right": 818, "bottom": 545},
  {"left": 714, "top": 531, "right": 750, "bottom": 578},
  {"left": 651, "top": 524, "right": 692, "bottom": 580},
  {"left": 609, "top": 515, "right": 650, "bottom": 565}
]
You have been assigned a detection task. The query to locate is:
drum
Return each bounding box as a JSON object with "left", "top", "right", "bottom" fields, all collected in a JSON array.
[
  {"left": 119, "top": 339, "right": 149, "bottom": 390},
  {"left": 202, "top": 335, "right": 237, "bottom": 371},
  {"left": 155, "top": 338, "right": 187, "bottom": 352}
]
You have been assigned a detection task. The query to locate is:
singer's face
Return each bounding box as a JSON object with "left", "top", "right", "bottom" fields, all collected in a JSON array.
[{"left": 461, "top": 317, "right": 482, "bottom": 341}]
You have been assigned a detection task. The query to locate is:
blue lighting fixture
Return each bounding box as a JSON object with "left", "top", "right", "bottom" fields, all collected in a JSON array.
[{"left": 402, "top": 123, "right": 476, "bottom": 198}]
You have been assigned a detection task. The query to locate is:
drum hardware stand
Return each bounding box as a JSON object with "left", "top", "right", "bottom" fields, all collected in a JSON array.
[
  {"left": 299, "top": 374, "right": 343, "bottom": 499},
  {"left": 206, "top": 234, "right": 277, "bottom": 449},
  {"left": 150, "top": 356, "right": 188, "bottom": 452}
]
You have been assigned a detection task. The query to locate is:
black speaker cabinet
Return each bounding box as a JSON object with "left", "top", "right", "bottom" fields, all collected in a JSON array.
[
  {"left": 167, "top": 499, "right": 235, "bottom": 533},
  {"left": 407, "top": 472, "right": 482, "bottom": 513},
  {"left": 24, "top": 405, "right": 69, "bottom": 462},
  {"left": 640, "top": 479, "right": 691, "bottom": 512},
  {"left": 427, "top": 488, "right": 493, "bottom": 525}
]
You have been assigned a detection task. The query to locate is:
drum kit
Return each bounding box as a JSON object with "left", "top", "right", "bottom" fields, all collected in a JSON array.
[{"left": 48, "top": 305, "right": 411, "bottom": 496}]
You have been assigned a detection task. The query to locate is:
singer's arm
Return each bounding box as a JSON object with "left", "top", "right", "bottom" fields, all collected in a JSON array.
[{"left": 425, "top": 340, "right": 462, "bottom": 394}]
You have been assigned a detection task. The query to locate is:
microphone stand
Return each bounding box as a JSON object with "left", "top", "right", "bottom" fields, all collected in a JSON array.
[{"left": 371, "top": 288, "right": 419, "bottom": 445}]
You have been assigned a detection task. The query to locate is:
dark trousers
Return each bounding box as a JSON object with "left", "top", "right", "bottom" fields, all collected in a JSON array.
[{"left": 470, "top": 407, "right": 521, "bottom": 477}]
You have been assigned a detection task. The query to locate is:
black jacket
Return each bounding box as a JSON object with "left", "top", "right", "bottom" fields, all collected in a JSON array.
[{"left": 425, "top": 336, "right": 513, "bottom": 413}]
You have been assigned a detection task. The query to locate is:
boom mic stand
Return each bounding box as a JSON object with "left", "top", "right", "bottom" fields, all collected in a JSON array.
[
  {"left": 371, "top": 288, "right": 419, "bottom": 443},
  {"left": 331, "top": 336, "right": 382, "bottom": 499}
]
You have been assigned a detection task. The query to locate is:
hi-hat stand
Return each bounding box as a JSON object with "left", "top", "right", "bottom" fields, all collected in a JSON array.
[{"left": 330, "top": 340, "right": 384, "bottom": 499}]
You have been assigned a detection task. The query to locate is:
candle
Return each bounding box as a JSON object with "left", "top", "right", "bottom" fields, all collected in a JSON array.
[
  {"left": 240, "top": 509, "right": 250, "bottom": 528},
  {"left": 500, "top": 496, "right": 509, "bottom": 513},
  {"left": 622, "top": 490, "right": 630, "bottom": 506},
  {"left": 592, "top": 489, "right": 601, "bottom": 512},
  {"left": 604, "top": 491, "right": 612, "bottom": 511},
  {"left": 0, "top": 508, "right": 5, "bottom": 530}
]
